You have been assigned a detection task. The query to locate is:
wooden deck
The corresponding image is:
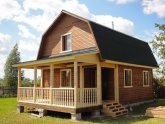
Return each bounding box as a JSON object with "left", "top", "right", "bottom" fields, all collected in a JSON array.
[{"left": 145, "top": 106, "right": 165, "bottom": 118}]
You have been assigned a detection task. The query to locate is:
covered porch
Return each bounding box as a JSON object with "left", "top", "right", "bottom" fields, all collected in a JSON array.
[{"left": 14, "top": 52, "right": 119, "bottom": 119}]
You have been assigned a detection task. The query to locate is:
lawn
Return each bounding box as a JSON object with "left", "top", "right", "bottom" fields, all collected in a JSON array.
[{"left": 0, "top": 98, "right": 165, "bottom": 124}]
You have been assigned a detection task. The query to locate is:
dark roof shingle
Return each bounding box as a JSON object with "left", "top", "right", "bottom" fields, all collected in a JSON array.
[{"left": 89, "top": 21, "right": 158, "bottom": 67}]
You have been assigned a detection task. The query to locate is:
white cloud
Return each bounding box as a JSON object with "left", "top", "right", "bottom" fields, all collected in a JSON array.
[
  {"left": 19, "top": 40, "right": 39, "bottom": 52},
  {"left": 18, "top": 25, "right": 35, "bottom": 39},
  {"left": 0, "top": 33, "right": 12, "bottom": 78},
  {"left": 91, "top": 15, "right": 134, "bottom": 35},
  {"left": 107, "top": 0, "right": 136, "bottom": 4},
  {"left": 142, "top": 0, "right": 165, "bottom": 17},
  {"left": 0, "top": 0, "right": 23, "bottom": 21}
]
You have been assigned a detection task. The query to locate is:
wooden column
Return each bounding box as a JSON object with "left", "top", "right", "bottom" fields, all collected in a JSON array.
[
  {"left": 40, "top": 69, "right": 43, "bottom": 87},
  {"left": 74, "top": 61, "right": 78, "bottom": 108},
  {"left": 79, "top": 66, "right": 84, "bottom": 107},
  {"left": 50, "top": 64, "right": 54, "bottom": 104},
  {"left": 17, "top": 67, "right": 21, "bottom": 101},
  {"left": 97, "top": 63, "right": 102, "bottom": 105},
  {"left": 18, "top": 67, "right": 21, "bottom": 87},
  {"left": 114, "top": 64, "right": 119, "bottom": 102},
  {"left": 33, "top": 66, "right": 37, "bottom": 102}
]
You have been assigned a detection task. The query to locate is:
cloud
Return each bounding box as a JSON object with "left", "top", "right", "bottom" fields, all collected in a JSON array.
[
  {"left": 0, "top": 0, "right": 23, "bottom": 21},
  {"left": 14, "top": 0, "right": 91, "bottom": 32},
  {"left": 0, "top": 33, "right": 13, "bottom": 78},
  {"left": 107, "top": 0, "right": 136, "bottom": 4},
  {"left": 91, "top": 15, "right": 134, "bottom": 35},
  {"left": 142, "top": 0, "right": 165, "bottom": 17},
  {"left": 18, "top": 25, "right": 35, "bottom": 39}
]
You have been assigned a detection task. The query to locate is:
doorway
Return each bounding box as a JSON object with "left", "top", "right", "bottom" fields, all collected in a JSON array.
[{"left": 102, "top": 68, "right": 114, "bottom": 101}]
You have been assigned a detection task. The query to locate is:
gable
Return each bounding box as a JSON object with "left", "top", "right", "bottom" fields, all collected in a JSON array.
[
  {"left": 89, "top": 21, "right": 158, "bottom": 67},
  {"left": 38, "top": 13, "right": 96, "bottom": 59}
]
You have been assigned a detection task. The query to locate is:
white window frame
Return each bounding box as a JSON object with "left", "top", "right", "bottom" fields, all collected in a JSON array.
[
  {"left": 124, "top": 69, "right": 133, "bottom": 88},
  {"left": 60, "top": 69, "right": 72, "bottom": 87},
  {"left": 143, "top": 71, "right": 149, "bottom": 87},
  {"left": 61, "top": 33, "right": 72, "bottom": 53}
]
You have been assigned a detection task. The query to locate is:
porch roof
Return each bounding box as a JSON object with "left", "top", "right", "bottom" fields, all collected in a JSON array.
[{"left": 13, "top": 47, "right": 98, "bottom": 68}]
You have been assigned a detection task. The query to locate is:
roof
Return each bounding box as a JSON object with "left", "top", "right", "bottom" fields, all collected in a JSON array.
[
  {"left": 89, "top": 21, "right": 158, "bottom": 67},
  {"left": 37, "top": 10, "right": 158, "bottom": 68}
]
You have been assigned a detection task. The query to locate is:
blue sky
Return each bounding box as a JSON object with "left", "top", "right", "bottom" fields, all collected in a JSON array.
[{"left": 0, "top": 0, "right": 164, "bottom": 78}]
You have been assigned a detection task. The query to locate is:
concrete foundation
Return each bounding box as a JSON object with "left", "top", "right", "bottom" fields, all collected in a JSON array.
[
  {"left": 17, "top": 105, "right": 24, "bottom": 113},
  {"left": 38, "top": 109, "right": 47, "bottom": 117},
  {"left": 71, "top": 113, "right": 82, "bottom": 120}
]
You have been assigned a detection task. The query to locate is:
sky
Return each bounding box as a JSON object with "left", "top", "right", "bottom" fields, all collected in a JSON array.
[{"left": 0, "top": 0, "right": 164, "bottom": 78}]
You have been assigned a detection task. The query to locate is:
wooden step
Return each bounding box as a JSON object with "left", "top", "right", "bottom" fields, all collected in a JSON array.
[{"left": 102, "top": 101, "right": 128, "bottom": 117}]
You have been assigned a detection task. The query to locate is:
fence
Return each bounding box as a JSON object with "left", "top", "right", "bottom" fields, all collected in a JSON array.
[{"left": 0, "top": 87, "right": 17, "bottom": 97}]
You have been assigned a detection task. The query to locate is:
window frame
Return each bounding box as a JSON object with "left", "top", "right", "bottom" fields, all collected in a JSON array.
[
  {"left": 61, "top": 33, "right": 72, "bottom": 52},
  {"left": 60, "top": 69, "right": 72, "bottom": 88},
  {"left": 124, "top": 69, "right": 133, "bottom": 88},
  {"left": 143, "top": 71, "right": 149, "bottom": 87}
]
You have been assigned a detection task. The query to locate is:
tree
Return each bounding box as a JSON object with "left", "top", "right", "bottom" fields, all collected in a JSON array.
[
  {"left": 21, "top": 77, "right": 32, "bottom": 87},
  {"left": 150, "top": 23, "right": 165, "bottom": 85},
  {"left": 3, "top": 44, "right": 21, "bottom": 87}
]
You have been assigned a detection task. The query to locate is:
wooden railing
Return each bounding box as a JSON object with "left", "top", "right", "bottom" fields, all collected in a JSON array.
[{"left": 18, "top": 87, "right": 97, "bottom": 108}]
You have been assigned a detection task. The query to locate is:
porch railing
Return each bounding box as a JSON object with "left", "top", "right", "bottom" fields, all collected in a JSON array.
[{"left": 18, "top": 87, "right": 97, "bottom": 108}]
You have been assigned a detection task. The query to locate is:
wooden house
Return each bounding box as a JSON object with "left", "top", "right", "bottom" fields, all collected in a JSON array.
[{"left": 13, "top": 10, "right": 158, "bottom": 120}]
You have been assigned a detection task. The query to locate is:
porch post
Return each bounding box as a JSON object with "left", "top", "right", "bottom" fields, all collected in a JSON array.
[
  {"left": 79, "top": 66, "right": 84, "bottom": 107},
  {"left": 50, "top": 64, "right": 54, "bottom": 104},
  {"left": 74, "top": 61, "right": 78, "bottom": 108},
  {"left": 114, "top": 65, "right": 119, "bottom": 102},
  {"left": 40, "top": 68, "right": 43, "bottom": 87},
  {"left": 97, "top": 63, "right": 102, "bottom": 105},
  {"left": 17, "top": 67, "right": 21, "bottom": 101},
  {"left": 18, "top": 67, "right": 21, "bottom": 87},
  {"left": 33, "top": 66, "right": 37, "bottom": 102}
]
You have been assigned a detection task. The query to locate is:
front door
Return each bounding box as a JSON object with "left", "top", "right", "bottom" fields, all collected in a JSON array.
[{"left": 102, "top": 68, "right": 114, "bottom": 100}]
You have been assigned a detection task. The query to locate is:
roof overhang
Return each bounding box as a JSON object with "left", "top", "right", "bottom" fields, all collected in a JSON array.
[
  {"left": 13, "top": 50, "right": 99, "bottom": 68},
  {"left": 105, "top": 60, "right": 158, "bottom": 69}
]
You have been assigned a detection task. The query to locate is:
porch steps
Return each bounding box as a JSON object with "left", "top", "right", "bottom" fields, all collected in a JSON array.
[{"left": 102, "top": 101, "right": 128, "bottom": 117}]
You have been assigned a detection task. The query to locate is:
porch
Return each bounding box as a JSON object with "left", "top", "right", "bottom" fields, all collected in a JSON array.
[{"left": 14, "top": 52, "right": 119, "bottom": 119}]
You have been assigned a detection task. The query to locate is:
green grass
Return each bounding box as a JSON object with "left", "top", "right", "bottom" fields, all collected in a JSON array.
[{"left": 0, "top": 98, "right": 165, "bottom": 124}]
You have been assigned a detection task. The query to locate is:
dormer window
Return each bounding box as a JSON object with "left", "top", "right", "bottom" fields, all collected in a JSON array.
[{"left": 61, "top": 33, "right": 72, "bottom": 51}]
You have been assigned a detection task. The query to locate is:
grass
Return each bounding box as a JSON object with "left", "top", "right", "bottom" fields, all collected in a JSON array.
[{"left": 0, "top": 98, "right": 165, "bottom": 124}]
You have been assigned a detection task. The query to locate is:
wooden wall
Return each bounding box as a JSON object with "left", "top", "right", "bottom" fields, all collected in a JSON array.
[
  {"left": 40, "top": 14, "right": 96, "bottom": 58},
  {"left": 118, "top": 65, "right": 153, "bottom": 104},
  {"left": 43, "top": 67, "right": 80, "bottom": 88}
]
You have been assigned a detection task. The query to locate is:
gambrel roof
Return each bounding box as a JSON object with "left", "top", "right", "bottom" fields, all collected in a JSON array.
[{"left": 37, "top": 10, "right": 158, "bottom": 68}]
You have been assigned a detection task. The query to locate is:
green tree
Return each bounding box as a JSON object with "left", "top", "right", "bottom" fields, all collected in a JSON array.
[
  {"left": 3, "top": 44, "right": 21, "bottom": 87},
  {"left": 150, "top": 23, "right": 165, "bottom": 85},
  {"left": 21, "top": 77, "right": 32, "bottom": 87}
]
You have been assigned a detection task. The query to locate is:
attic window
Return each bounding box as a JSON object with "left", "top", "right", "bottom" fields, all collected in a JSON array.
[{"left": 61, "top": 33, "right": 72, "bottom": 51}]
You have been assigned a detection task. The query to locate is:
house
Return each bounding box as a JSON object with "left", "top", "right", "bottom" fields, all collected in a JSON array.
[{"left": 14, "top": 10, "right": 158, "bottom": 120}]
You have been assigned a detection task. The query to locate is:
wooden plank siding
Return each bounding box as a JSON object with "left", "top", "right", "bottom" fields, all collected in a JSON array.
[
  {"left": 118, "top": 65, "right": 153, "bottom": 104},
  {"left": 40, "top": 14, "right": 96, "bottom": 58},
  {"left": 43, "top": 67, "right": 81, "bottom": 88}
]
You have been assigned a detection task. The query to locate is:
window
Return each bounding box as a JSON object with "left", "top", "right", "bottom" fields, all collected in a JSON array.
[
  {"left": 124, "top": 69, "right": 132, "bottom": 87},
  {"left": 60, "top": 69, "right": 71, "bottom": 87},
  {"left": 61, "top": 34, "right": 72, "bottom": 51},
  {"left": 143, "top": 71, "right": 149, "bottom": 86}
]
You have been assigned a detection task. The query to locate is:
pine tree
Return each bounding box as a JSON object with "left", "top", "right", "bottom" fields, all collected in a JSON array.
[{"left": 3, "top": 44, "right": 21, "bottom": 87}]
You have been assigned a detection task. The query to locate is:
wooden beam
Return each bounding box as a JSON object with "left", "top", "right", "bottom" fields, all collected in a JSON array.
[
  {"left": 79, "top": 66, "right": 84, "bottom": 107},
  {"left": 33, "top": 66, "right": 37, "bottom": 102},
  {"left": 74, "top": 61, "right": 78, "bottom": 108},
  {"left": 114, "top": 64, "right": 119, "bottom": 102},
  {"left": 18, "top": 67, "right": 21, "bottom": 87},
  {"left": 75, "top": 54, "right": 99, "bottom": 64},
  {"left": 97, "top": 63, "right": 102, "bottom": 105},
  {"left": 40, "top": 69, "right": 43, "bottom": 87},
  {"left": 50, "top": 64, "right": 54, "bottom": 104},
  {"left": 100, "top": 62, "right": 115, "bottom": 68}
]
